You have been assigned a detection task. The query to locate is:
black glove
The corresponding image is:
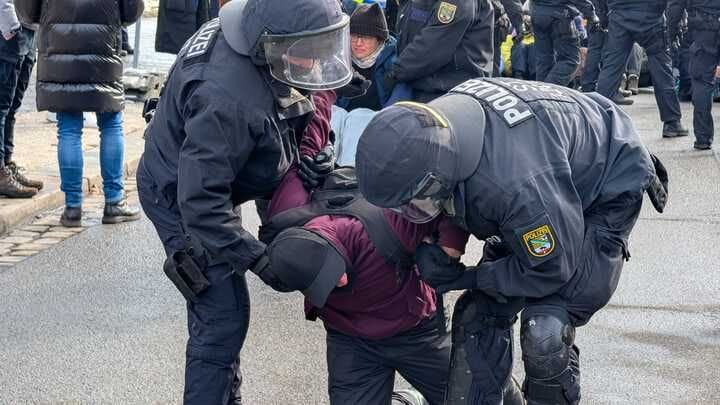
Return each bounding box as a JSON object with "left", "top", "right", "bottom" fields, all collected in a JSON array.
[
  {"left": 142, "top": 97, "right": 158, "bottom": 124},
  {"left": 647, "top": 153, "right": 669, "bottom": 213},
  {"left": 336, "top": 71, "right": 371, "bottom": 99},
  {"left": 383, "top": 69, "right": 398, "bottom": 93},
  {"left": 481, "top": 236, "right": 513, "bottom": 263},
  {"left": 415, "top": 242, "right": 467, "bottom": 288},
  {"left": 249, "top": 253, "right": 293, "bottom": 292},
  {"left": 587, "top": 14, "right": 602, "bottom": 33},
  {"left": 298, "top": 144, "right": 336, "bottom": 190}
]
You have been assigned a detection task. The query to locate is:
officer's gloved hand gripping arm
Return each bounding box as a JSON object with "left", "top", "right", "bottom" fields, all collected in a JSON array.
[
  {"left": 416, "top": 177, "right": 585, "bottom": 299},
  {"left": 177, "top": 83, "right": 267, "bottom": 273},
  {"left": 391, "top": 0, "right": 474, "bottom": 84}
]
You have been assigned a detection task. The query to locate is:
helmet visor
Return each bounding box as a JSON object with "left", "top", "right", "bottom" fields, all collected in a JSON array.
[
  {"left": 390, "top": 197, "right": 443, "bottom": 224},
  {"left": 262, "top": 17, "right": 353, "bottom": 90}
]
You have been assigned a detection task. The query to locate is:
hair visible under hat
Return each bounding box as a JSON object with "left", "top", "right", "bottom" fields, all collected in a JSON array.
[{"left": 350, "top": 3, "right": 389, "bottom": 41}]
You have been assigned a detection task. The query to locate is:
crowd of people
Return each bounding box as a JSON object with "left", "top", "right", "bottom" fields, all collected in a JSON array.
[{"left": 0, "top": 0, "right": 716, "bottom": 404}]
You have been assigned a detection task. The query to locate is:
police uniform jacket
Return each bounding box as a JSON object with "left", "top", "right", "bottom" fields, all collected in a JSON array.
[
  {"left": 606, "top": 0, "right": 669, "bottom": 14},
  {"left": 15, "top": 0, "right": 144, "bottom": 112},
  {"left": 141, "top": 20, "right": 316, "bottom": 271},
  {"left": 444, "top": 79, "right": 655, "bottom": 298},
  {"left": 394, "top": 0, "right": 494, "bottom": 95},
  {"left": 668, "top": 0, "right": 720, "bottom": 31},
  {"left": 531, "top": 0, "right": 595, "bottom": 17}
]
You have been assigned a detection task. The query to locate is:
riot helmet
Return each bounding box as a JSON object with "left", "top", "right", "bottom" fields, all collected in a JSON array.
[
  {"left": 356, "top": 95, "right": 486, "bottom": 223},
  {"left": 266, "top": 227, "right": 349, "bottom": 308},
  {"left": 220, "top": 0, "right": 353, "bottom": 90}
]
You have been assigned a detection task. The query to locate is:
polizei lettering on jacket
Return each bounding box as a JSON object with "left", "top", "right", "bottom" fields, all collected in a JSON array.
[
  {"left": 182, "top": 19, "right": 221, "bottom": 65},
  {"left": 451, "top": 79, "right": 534, "bottom": 127}
]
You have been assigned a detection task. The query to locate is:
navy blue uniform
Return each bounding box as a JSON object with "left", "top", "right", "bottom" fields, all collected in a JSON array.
[
  {"left": 668, "top": 0, "right": 720, "bottom": 148},
  {"left": 596, "top": 0, "right": 682, "bottom": 124},
  {"left": 137, "top": 19, "right": 315, "bottom": 404},
  {"left": 531, "top": 0, "right": 596, "bottom": 86},
  {"left": 492, "top": 0, "right": 524, "bottom": 76},
  {"left": 580, "top": 0, "right": 606, "bottom": 91},
  {"left": 440, "top": 80, "right": 653, "bottom": 404},
  {"left": 355, "top": 78, "right": 657, "bottom": 404},
  {"left": 394, "top": 0, "right": 494, "bottom": 101}
]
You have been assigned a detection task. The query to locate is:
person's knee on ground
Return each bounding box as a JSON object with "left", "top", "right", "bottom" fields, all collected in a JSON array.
[{"left": 521, "top": 311, "right": 579, "bottom": 405}]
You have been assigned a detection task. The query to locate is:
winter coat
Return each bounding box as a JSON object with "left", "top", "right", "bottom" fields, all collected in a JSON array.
[
  {"left": 155, "top": 0, "right": 209, "bottom": 54},
  {"left": 15, "top": 0, "right": 144, "bottom": 113},
  {"left": 336, "top": 36, "right": 413, "bottom": 110}
]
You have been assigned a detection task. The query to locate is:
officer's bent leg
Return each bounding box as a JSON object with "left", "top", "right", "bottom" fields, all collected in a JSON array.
[
  {"left": 580, "top": 30, "right": 607, "bottom": 92},
  {"left": 521, "top": 305, "right": 579, "bottom": 405},
  {"left": 388, "top": 316, "right": 451, "bottom": 405},
  {"left": 326, "top": 329, "right": 395, "bottom": 405},
  {"left": 639, "top": 26, "right": 682, "bottom": 123},
  {"left": 137, "top": 160, "right": 247, "bottom": 405},
  {"left": 689, "top": 31, "right": 720, "bottom": 145},
  {"left": 545, "top": 16, "right": 580, "bottom": 86},
  {"left": 532, "top": 14, "right": 555, "bottom": 83},
  {"left": 445, "top": 290, "right": 524, "bottom": 405},
  {"left": 185, "top": 264, "right": 249, "bottom": 405},
  {"left": 523, "top": 193, "right": 643, "bottom": 405},
  {"left": 596, "top": 19, "right": 634, "bottom": 100}
]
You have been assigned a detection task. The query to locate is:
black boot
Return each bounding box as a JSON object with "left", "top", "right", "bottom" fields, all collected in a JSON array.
[
  {"left": 102, "top": 198, "right": 141, "bottom": 224},
  {"left": 612, "top": 94, "right": 634, "bottom": 105},
  {"left": 6, "top": 161, "right": 44, "bottom": 190},
  {"left": 60, "top": 206, "right": 82, "bottom": 227},
  {"left": 0, "top": 166, "right": 37, "bottom": 198},
  {"left": 694, "top": 141, "right": 712, "bottom": 150},
  {"left": 662, "top": 121, "right": 689, "bottom": 138}
]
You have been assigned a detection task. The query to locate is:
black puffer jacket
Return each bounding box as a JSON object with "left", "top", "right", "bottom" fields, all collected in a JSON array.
[{"left": 16, "top": 0, "right": 144, "bottom": 112}]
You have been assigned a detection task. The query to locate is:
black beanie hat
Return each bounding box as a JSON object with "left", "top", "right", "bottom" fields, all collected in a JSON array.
[{"left": 350, "top": 3, "right": 389, "bottom": 42}]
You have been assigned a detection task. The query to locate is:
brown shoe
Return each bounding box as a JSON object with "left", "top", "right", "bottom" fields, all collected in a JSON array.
[
  {"left": 6, "top": 161, "right": 44, "bottom": 190},
  {"left": 0, "top": 166, "right": 37, "bottom": 198}
]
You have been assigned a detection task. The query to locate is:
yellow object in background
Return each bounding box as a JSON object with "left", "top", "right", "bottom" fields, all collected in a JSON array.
[{"left": 500, "top": 34, "right": 535, "bottom": 76}]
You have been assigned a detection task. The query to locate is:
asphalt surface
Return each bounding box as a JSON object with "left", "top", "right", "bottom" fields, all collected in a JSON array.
[{"left": 0, "top": 93, "right": 719, "bottom": 404}]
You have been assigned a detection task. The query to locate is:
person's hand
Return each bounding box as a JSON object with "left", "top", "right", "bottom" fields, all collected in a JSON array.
[
  {"left": 497, "top": 13, "right": 511, "bottom": 29},
  {"left": 249, "top": 253, "right": 293, "bottom": 292},
  {"left": 481, "top": 235, "right": 513, "bottom": 263},
  {"left": 2, "top": 28, "right": 18, "bottom": 41},
  {"left": 335, "top": 70, "right": 371, "bottom": 99},
  {"left": 298, "top": 144, "right": 336, "bottom": 190},
  {"left": 434, "top": 270, "right": 478, "bottom": 293},
  {"left": 415, "top": 242, "right": 466, "bottom": 288}
]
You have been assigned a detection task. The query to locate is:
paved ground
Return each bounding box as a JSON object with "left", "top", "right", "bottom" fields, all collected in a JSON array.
[{"left": 0, "top": 91, "right": 718, "bottom": 404}]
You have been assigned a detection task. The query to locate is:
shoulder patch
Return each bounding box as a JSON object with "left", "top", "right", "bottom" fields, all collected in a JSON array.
[
  {"left": 450, "top": 78, "right": 535, "bottom": 127},
  {"left": 181, "top": 19, "right": 221, "bottom": 67},
  {"left": 437, "top": 2, "right": 457, "bottom": 24},
  {"left": 522, "top": 225, "right": 556, "bottom": 258}
]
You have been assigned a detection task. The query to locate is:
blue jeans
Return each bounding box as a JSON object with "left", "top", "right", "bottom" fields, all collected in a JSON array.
[{"left": 57, "top": 112, "right": 125, "bottom": 207}]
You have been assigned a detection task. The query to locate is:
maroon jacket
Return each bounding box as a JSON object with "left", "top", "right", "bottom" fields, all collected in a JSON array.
[{"left": 266, "top": 90, "right": 469, "bottom": 340}]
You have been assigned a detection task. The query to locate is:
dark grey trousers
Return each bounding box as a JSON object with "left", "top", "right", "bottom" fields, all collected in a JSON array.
[{"left": 326, "top": 316, "right": 451, "bottom": 405}]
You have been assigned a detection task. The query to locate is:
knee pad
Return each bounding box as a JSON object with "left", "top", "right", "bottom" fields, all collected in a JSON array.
[{"left": 520, "top": 314, "right": 575, "bottom": 380}]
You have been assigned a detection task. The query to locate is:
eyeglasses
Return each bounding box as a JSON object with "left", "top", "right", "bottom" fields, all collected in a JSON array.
[{"left": 350, "top": 34, "right": 377, "bottom": 44}]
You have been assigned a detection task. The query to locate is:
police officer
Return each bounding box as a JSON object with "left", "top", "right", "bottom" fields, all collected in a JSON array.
[
  {"left": 668, "top": 0, "right": 720, "bottom": 150},
  {"left": 136, "top": 0, "right": 354, "bottom": 403},
  {"left": 530, "top": 0, "right": 600, "bottom": 86},
  {"left": 354, "top": 78, "right": 669, "bottom": 404},
  {"left": 596, "top": 0, "right": 689, "bottom": 138},
  {"left": 384, "top": 0, "right": 494, "bottom": 102},
  {"left": 492, "top": 0, "right": 524, "bottom": 77}
]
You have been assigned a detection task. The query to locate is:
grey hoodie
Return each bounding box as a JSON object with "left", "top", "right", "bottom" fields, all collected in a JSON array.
[{"left": 0, "top": 0, "right": 35, "bottom": 34}]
